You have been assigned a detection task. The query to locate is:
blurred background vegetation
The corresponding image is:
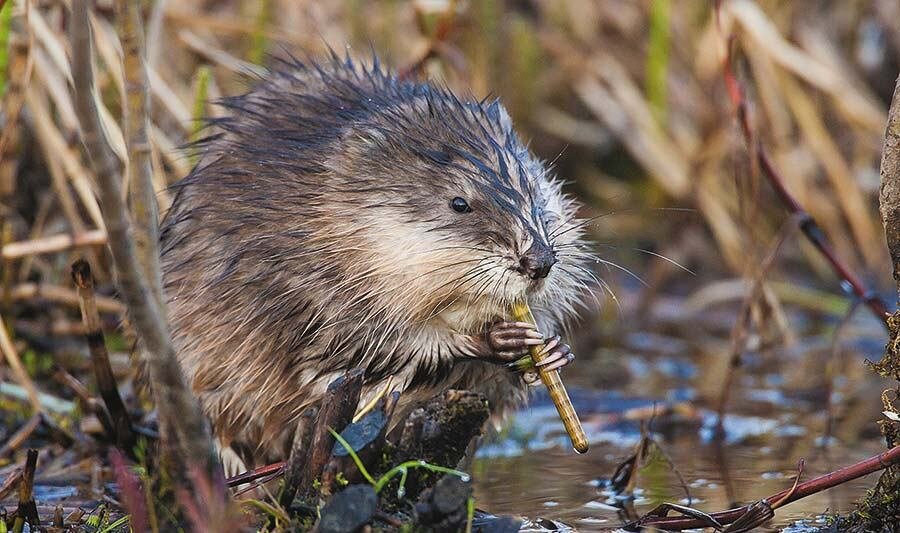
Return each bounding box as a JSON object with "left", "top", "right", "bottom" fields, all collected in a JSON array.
[{"left": 2, "top": 0, "right": 900, "bottom": 530}]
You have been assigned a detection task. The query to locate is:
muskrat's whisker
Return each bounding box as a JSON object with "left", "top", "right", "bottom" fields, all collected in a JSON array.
[
  {"left": 427, "top": 271, "right": 498, "bottom": 320},
  {"left": 555, "top": 264, "right": 606, "bottom": 309},
  {"left": 579, "top": 257, "right": 649, "bottom": 288},
  {"left": 425, "top": 264, "right": 504, "bottom": 321},
  {"left": 420, "top": 245, "right": 497, "bottom": 255},
  {"left": 548, "top": 210, "right": 622, "bottom": 239},
  {"left": 581, "top": 270, "right": 619, "bottom": 313},
  {"left": 427, "top": 263, "right": 500, "bottom": 296},
  {"left": 590, "top": 244, "right": 695, "bottom": 276}
]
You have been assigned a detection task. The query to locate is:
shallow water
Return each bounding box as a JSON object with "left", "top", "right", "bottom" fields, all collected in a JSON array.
[{"left": 471, "top": 293, "right": 892, "bottom": 531}]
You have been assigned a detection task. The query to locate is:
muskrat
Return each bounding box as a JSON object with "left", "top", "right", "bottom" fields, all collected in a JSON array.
[{"left": 160, "top": 56, "right": 591, "bottom": 469}]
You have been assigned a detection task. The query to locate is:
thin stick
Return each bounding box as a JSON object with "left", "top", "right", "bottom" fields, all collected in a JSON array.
[
  {"left": 71, "top": 0, "right": 222, "bottom": 483},
  {"left": 635, "top": 444, "right": 900, "bottom": 530},
  {"left": 715, "top": 217, "right": 799, "bottom": 431},
  {"left": 0, "top": 315, "right": 40, "bottom": 413},
  {"left": 1, "top": 229, "right": 106, "bottom": 259},
  {"left": 9, "top": 282, "right": 124, "bottom": 314},
  {"left": 0, "top": 414, "right": 39, "bottom": 459},
  {"left": 226, "top": 462, "right": 285, "bottom": 488},
  {"left": 510, "top": 300, "right": 588, "bottom": 453},
  {"left": 0, "top": 467, "right": 23, "bottom": 500},
  {"left": 72, "top": 259, "right": 136, "bottom": 452},
  {"left": 116, "top": 0, "right": 163, "bottom": 310}
]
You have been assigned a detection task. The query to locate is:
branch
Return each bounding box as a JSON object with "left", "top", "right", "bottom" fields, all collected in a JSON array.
[
  {"left": 70, "top": 0, "right": 221, "bottom": 483},
  {"left": 116, "top": 0, "right": 163, "bottom": 309},
  {"left": 635, "top": 445, "right": 900, "bottom": 530}
]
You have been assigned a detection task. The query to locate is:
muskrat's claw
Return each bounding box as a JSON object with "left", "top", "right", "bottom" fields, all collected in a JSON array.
[
  {"left": 534, "top": 335, "right": 574, "bottom": 372},
  {"left": 487, "top": 321, "right": 544, "bottom": 362}
]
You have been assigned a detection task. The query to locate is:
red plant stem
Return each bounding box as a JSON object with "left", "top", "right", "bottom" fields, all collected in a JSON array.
[
  {"left": 636, "top": 445, "right": 900, "bottom": 530},
  {"left": 225, "top": 461, "right": 285, "bottom": 488},
  {"left": 757, "top": 148, "right": 890, "bottom": 320}
]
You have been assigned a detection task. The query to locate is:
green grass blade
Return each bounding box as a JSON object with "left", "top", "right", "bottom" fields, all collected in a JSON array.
[{"left": 646, "top": 0, "right": 671, "bottom": 125}]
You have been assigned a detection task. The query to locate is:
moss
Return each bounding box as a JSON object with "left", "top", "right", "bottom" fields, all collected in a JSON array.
[{"left": 868, "top": 313, "right": 900, "bottom": 381}]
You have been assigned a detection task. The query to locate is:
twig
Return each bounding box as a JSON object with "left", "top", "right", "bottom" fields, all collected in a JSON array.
[
  {"left": 0, "top": 467, "right": 23, "bottom": 500},
  {"left": 824, "top": 300, "right": 863, "bottom": 443},
  {"left": 9, "top": 282, "right": 124, "bottom": 314},
  {"left": 634, "top": 445, "right": 900, "bottom": 530},
  {"left": 12, "top": 449, "right": 38, "bottom": 533},
  {"left": 72, "top": 259, "right": 136, "bottom": 452},
  {"left": 226, "top": 461, "right": 285, "bottom": 488},
  {"left": 116, "top": 0, "right": 163, "bottom": 310},
  {"left": 715, "top": 217, "right": 799, "bottom": 431},
  {"left": 71, "top": 0, "right": 222, "bottom": 485},
  {"left": 1, "top": 229, "right": 107, "bottom": 259},
  {"left": 511, "top": 300, "right": 588, "bottom": 453},
  {"left": 0, "top": 314, "right": 40, "bottom": 413},
  {"left": 716, "top": 9, "right": 890, "bottom": 325},
  {"left": 0, "top": 414, "right": 39, "bottom": 459},
  {"left": 278, "top": 409, "right": 312, "bottom": 501},
  {"left": 53, "top": 365, "right": 116, "bottom": 438}
]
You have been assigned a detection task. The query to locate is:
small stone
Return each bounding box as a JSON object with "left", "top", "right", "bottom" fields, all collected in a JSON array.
[
  {"left": 474, "top": 516, "right": 522, "bottom": 533},
  {"left": 316, "top": 484, "right": 377, "bottom": 533},
  {"left": 432, "top": 476, "right": 471, "bottom": 515}
]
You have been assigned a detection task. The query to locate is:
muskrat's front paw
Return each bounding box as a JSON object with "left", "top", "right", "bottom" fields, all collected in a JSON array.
[
  {"left": 534, "top": 335, "right": 574, "bottom": 372},
  {"left": 486, "top": 321, "right": 544, "bottom": 362}
]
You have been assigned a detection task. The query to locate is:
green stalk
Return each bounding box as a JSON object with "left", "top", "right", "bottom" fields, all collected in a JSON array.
[
  {"left": 248, "top": 0, "right": 270, "bottom": 65},
  {"left": 189, "top": 65, "right": 210, "bottom": 166},
  {"left": 0, "top": 0, "right": 14, "bottom": 98},
  {"left": 646, "top": 0, "right": 671, "bottom": 125}
]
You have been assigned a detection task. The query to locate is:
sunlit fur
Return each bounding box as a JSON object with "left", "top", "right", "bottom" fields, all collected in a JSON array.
[{"left": 160, "top": 55, "right": 593, "bottom": 465}]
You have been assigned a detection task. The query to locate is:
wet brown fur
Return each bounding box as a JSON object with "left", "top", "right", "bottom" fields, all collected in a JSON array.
[{"left": 160, "top": 55, "right": 592, "bottom": 466}]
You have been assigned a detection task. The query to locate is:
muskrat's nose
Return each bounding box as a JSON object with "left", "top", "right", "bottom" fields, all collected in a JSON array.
[{"left": 519, "top": 243, "right": 557, "bottom": 280}]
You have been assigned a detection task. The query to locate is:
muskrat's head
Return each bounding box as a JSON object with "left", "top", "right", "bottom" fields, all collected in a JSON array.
[{"left": 332, "top": 81, "right": 592, "bottom": 327}]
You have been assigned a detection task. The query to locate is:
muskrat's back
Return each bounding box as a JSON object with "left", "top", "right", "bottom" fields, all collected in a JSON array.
[{"left": 161, "top": 56, "right": 590, "bottom": 467}]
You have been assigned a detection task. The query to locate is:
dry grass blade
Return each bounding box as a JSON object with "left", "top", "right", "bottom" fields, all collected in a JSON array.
[
  {"left": 726, "top": 0, "right": 885, "bottom": 131},
  {"left": 9, "top": 282, "right": 124, "bottom": 314},
  {"left": 0, "top": 0, "right": 33, "bottom": 163},
  {"left": 0, "top": 314, "right": 40, "bottom": 413},
  {"left": 0, "top": 414, "right": 39, "bottom": 460},
  {"left": 1, "top": 229, "right": 106, "bottom": 259}
]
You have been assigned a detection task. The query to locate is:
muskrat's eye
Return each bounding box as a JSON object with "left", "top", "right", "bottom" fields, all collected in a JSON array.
[{"left": 450, "top": 197, "right": 471, "bottom": 213}]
